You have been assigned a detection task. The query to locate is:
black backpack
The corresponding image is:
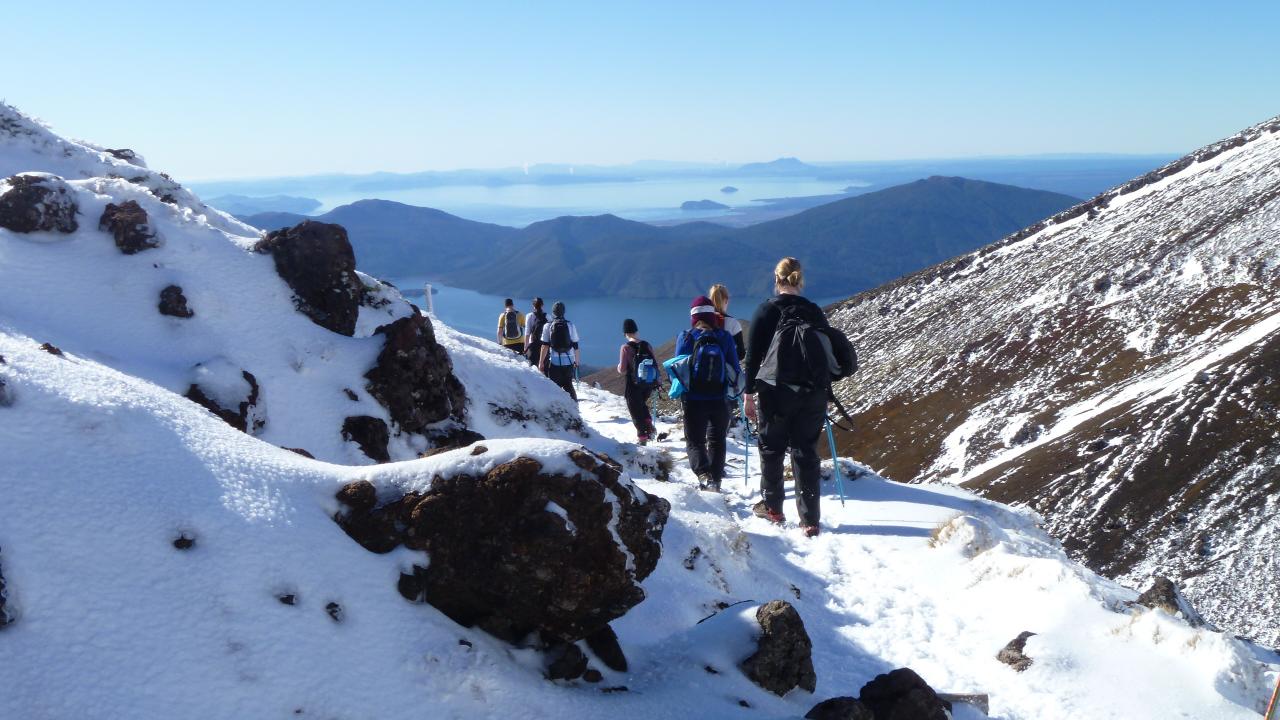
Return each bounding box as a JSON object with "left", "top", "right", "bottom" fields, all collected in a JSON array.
[
  {"left": 758, "top": 300, "right": 849, "bottom": 391},
  {"left": 628, "top": 340, "right": 659, "bottom": 389},
  {"left": 687, "top": 332, "right": 727, "bottom": 397},
  {"left": 501, "top": 309, "right": 522, "bottom": 340},
  {"left": 549, "top": 318, "right": 573, "bottom": 353},
  {"left": 527, "top": 311, "right": 548, "bottom": 346}
]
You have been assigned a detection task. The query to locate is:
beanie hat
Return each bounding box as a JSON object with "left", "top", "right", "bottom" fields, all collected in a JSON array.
[
  {"left": 690, "top": 295, "right": 722, "bottom": 328},
  {"left": 622, "top": 318, "right": 638, "bottom": 334},
  {"left": 552, "top": 301, "right": 566, "bottom": 318}
]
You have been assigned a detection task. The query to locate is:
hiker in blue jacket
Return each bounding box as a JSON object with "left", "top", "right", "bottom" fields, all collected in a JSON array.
[{"left": 675, "top": 295, "right": 741, "bottom": 492}]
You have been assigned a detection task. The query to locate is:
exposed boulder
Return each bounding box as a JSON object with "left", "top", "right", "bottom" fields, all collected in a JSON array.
[
  {"left": 105, "top": 148, "right": 139, "bottom": 163},
  {"left": 252, "top": 220, "right": 361, "bottom": 336},
  {"left": 997, "top": 631, "right": 1036, "bottom": 672},
  {"left": 184, "top": 362, "right": 264, "bottom": 434},
  {"left": 158, "top": 285, "right": 194, "bottom": 318},
  {"left": 39, "top": 342, "right": 62, "bottom": 356},
  {"left": 584, "top": 624, "right": 628, "bottom": 672},
  {"left": 858, "top": 668, "right": 951, "bottom": 720},
  {"left": 341, "top": 416, "right": 391, "bottom": 464},
  {"left": 0, "top": 173, "right": 78, "bottom": 234},
  {"left": 99, "top": 200, "right": 160, "bottom": 254},
  {"left": 334, "top": 449, "right": 670, "bottom": 645},
  {"left": 0, "top": 546, "right": 13, "bottom": 628},
  {"left": 740, "top": 600, "right": 817, "bottom": 696},
  {"left": 805, "top": 697, "right": 873, "bottom": 720},
  {"left": 1136, "top": 576, "right": 1205, "bottom": 626},
  {"left": 365, "top": 313, "right": 467, "bottom": 432}
]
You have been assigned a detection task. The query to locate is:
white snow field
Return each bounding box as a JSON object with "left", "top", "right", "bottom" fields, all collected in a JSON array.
[{"left": 1, "top": 103, "right": 1277, "bottom": 718}]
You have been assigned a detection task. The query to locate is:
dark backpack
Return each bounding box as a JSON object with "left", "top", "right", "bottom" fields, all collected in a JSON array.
[
  {"left": 549, "top": 318, "right": 573, "bottom": 354},
  {"left": 501, "top": 309, "right": 522, "bottom": 340},
  {"left": 688, "top": 332, "right": 727, "bottom": 397},
  {"left": 527, "top": 311, "right": 548, "bottom": 346},
  {"left": 629, "top": 341, "right": 659, "bottom": 389},
  {"left": 758, "top": 301, "right": 838, "bottom": 391}
]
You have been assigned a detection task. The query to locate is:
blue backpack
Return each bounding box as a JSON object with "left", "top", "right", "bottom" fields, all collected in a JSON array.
[{"left": 688, "top": 332, "right": 727, "bottom": 397}]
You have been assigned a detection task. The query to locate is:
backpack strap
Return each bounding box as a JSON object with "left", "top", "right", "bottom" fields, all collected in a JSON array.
[{"left": 827, "top": 388, "right": 857, "bottom": 433}]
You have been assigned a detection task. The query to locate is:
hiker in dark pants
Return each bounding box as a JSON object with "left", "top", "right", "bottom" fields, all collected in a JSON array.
[
  {"left": 525, "top": 297, "right": 548, "bottom": 368},
  {"left": 496, "top": 298, "right": 526, "bottom": 355},
  {"left": 539, "top": 301, "right": 580, "bottom": 401},
  {"left": 675, "top": 296, "right": 741, "bottom": 491},
  {"left": 710, "top": 283, "right": 746, "bottom": 427},
  {"left": 744, "top": 257, "right": 832, "bottom": 538},
  {"left": 617, "top": 318, "right": 660, "bottom": 444}
]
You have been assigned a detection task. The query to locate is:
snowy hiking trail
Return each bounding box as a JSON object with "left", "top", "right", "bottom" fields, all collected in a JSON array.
[{"left": 575, "top": 385, "right": 1278, "bottom": 719}]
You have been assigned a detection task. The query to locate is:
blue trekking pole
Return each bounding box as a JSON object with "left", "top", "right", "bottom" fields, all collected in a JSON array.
[
  {"left": 824, "top": 419, "right": 847, "bottom": 506},
  {"left": 739, "top": 396, "right": 750, "bottom": 489}
]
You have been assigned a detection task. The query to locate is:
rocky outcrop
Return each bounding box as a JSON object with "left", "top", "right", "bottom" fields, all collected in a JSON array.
[
  {"left": 858, "top": 668, "right": 951, "bottom": 720},
  {"left": 0, "top": 174, "right": 78, "bottom": 234},
  {"left": 740, "top": 600, "right": 817, "bottom": 696},
  {"left": 334, "top": 449, "right": 670, "bottom": 645},
  {"left": 805, "top": 697, "right": 873, "bottom": 720},
  {"left": 99, "top": 200, "right": 160, "bottom": 254},
  {"left": 341, "top": 416, "right": 391, "bottom": 464},
  {"left": 158, "top": 285, "right": 194, "bottom": 318},
  {"left": 252, "top": 220, "right": 360, "bottom": 336},
  {"left": 184, "top": 365, "right": 263, "bottom": 434},
  {"left": 1136, "top": 576, "right": 1205, "bottom": 626},
  {"left": 0, "top": 546, "right": 13, "bottom": 628},
  {"left": 365, "top": 313, "right": 467, "bottom": 431},
  {"left": 997, "top": 631, "right": 1036, "bottom": 672}
]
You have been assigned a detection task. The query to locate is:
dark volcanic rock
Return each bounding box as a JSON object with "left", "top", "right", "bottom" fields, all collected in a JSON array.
[
  {"left": 858, "top": 668, "right": 950, "bottom": 720},
  {"left": 99, "top": 200, "right": 160, "bottom": 254},
  {"left": 365, "top": 313, "right": 467, "bottom": 432},
  {"left": 253, "top": 220, "right": 361, "bottom": 336},
  {"left": 0, "top": 546, "right": 14, "bottom": 628},
  {"left": 805, "top": 697, "right": 873, "bottom": 720},
  {"left": 997, "top": 631, "right": 1036, "bottom": 672},
  {"left": 172, "top": 533, "right": 195, "bottom": 550},
  {"left": 0, "top": 174, "right": 78, "bottom": 233},
  {"left": 1136, "top": 576, "right": 1204, "bottom": 625},
  {"left": 545, "top": 642, "right": 588, "bottom": 680},
  {"left": 185, "top": 368, "right": 263, "bottom": 434},
  {"left": 585, "top": 624, "right": 628, "bottom": 672},
  {"left": 39, "top": 342, "right": 63, "bottom": 356},
  {"left": 335, "top": 450, "right": 670, "bottom": 645},
  {"left": 105, "top": 148, "right": 139, "bottom": 162},
  {"left": 158, "top": 285, "right": 194, "bottom": 318},
  {"left": 740, "top": 600, "right": 817, "bottom": 696},
  {"left": 341, "top": 416, "right": 391, "bottom": 464}
]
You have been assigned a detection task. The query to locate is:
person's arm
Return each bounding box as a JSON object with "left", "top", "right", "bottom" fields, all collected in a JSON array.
[
  {"left": 570, "top": 323, "right": 581, "bottom": 366},
  {"left": 617, "top": 343, "right": 631, "bottom": 375},
  {"left": 496, "top": 313, "right": 504, "bottom": 345},
  {"left": 674, "top": 330, "right": 691, "bottom": 356},
  {"left": 744, "top": 301, "right": 776, "bottom": 393},
  {"left": 722, "top": 330, "right": 741, "bottom": 372},
  {"left": 539, "top": 344, "right": 549, "bottom": 370}
]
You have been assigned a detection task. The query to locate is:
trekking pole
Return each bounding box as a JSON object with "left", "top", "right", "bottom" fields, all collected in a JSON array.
[
  {"left": 824, "top": 419, "right": 847, "bottom": 506},
  {"left": 1265, "top": 671, "right": 1280, "bottom": 720},
  {"left": 738, "top": 396, "right": 751, "bottom": 489}
]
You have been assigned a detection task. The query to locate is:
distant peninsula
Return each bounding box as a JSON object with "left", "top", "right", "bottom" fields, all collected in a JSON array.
[{"left": 681, "top": 199, "right": 730, "bottom": 211}]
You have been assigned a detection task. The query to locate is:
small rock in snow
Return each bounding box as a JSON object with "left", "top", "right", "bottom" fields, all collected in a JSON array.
[
  {"left": 158, "top": 285, "right": 194, "bottom": 318},
  {"left": 1136, "top": 576, "right": 1205, "bottom": 626},
  {"left": 740, "top": 600, "right": 817, "bottom": 696},
  {"left": 584, "top": 624, "right": 627, "bottom": 672},
  {"left": 545, "top": 642, "right": 587, "bottom": 681},
  {"left": 805, "top": 697, "right": 873, "bottom": 720},
  {"left": 858, "top": 667, "right": 950, "bottom": 720},
  {"left": 325, "top": 602, "right": 343, "bottom": 623},
  {"left": 252, "top": 221, "right": 360, "bottom": 336},
  {"left": 277, "top": 594, "right": 297, "bottom": 606},
  {"left": 341, "top": 416, "right": 391, "bottom": 463},
  {"left": 39, "top": 343, "right": 63, "bottom": 357},
  {"left": 99, "top": 200, "right": 160, "bottom": 254},
  {"left": 996, "top": 631, "right": 1036, "bottom": 671},
  {"left": 172, "top": 534, "right": 196, "bottom": 551},
  {"left": 0, "top": 173, "right": 78, "bottom": 234}
]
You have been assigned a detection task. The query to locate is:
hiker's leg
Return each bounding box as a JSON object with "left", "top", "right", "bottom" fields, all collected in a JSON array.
[
  {"left": 707, "top": 397, "right": 730, "bottom": 481},
  {"left": 682, "top": 399, "right": 711, "bottom": 477},
  {"left": 789, "top": 390, "right": 828, "bottom": 526},
  {"left": 624, "top": 387, "right": 649, "bottom": 437},
  {"left": 756, "top": 386, "right": 791, "bottom": 512},
  {"left": 550, "top": 365, "right": 574, "bottom": 397}
]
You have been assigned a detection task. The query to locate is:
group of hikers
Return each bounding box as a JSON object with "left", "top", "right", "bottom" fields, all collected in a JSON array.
[{"left": 495, "top": 256, "right": 855, "bottom": 538}]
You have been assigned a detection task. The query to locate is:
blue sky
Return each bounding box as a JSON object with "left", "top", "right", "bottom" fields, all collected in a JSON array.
[{"left": 4, "top": 1, "right": 1277, "bottom": 180}]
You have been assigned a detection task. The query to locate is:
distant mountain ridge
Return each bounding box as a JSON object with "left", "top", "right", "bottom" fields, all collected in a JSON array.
[{"left": 239, "top": 176, "right": 1079, "bottom": 299}]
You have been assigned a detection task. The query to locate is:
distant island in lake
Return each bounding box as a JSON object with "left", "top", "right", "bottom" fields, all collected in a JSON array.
[{"left": 681, "top": 199, "right": 730, "bottom": 211}]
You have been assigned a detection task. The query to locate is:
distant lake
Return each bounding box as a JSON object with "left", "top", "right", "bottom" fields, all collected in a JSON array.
[
  {"left": 394, "top": 280, "right": 840, "bottom": 369},
  {"left": 317, "top": 177, "right": 858, "bottom": 226}
]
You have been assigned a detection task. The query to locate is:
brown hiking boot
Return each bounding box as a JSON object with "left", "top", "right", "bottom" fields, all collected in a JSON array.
[{"left": 752, "top": 500, "right": 785, "bottom": 524}]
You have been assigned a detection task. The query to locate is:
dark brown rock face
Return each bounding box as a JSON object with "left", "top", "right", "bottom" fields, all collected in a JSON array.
[
  {"left": 0, "top": 174, "right": 78, "bottom": 233},
  {"left": 158, "top": 285, "right": 194, "bottom": 318},
  {"left": 805, "top": 697, "right": 873, "bottom": 720},
  {"left": 365, "top": 313, "right": 467, "bottom": 432},
  {"left": 341, "top": 416, "right": 391, "bottom": 464},
  {"left": 996, "top": 631, "right": 1036, "bottom": 672},
  {"left": 740, "top": 600, "right": 817, "bottom": 696},
  {"left": 184, "top": 368, "right": 263, "bottom": 434},
  {"left": 858, "top": 668, "right": 950, "bottom": 720},
  {"left": 334, "top": 449, "right": 670, "bottom": 645},
  {"left": 253, "top": 221, "right": 360, "bottom": 336},
  {"left": 99, "top": 200, "right": 159, "bottom": 254}
]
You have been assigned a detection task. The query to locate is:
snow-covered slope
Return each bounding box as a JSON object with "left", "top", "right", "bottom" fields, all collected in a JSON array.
[{"left": 828, "top": 114, "right": 1280, "bottom": 646}]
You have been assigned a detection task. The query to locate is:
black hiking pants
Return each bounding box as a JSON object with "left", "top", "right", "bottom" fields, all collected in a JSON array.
[
  {"left": 526, "top": 342, "right": 543, "bottom": 366},
  {"left": 757, "top": 385, "right": 827, "bottom": 526},
  {"left": 683, "top": 397, "right": 730, "bottom": 481},
  {"left": 548, "top": 364, "right": 578, "bottom": 401},
  {"left": 624, "top": 384, "right": 656, "bottom": 438}
]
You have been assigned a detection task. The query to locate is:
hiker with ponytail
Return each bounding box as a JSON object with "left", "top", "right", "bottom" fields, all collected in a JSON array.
[
  {"left": 673, "top": 296, "right": 741, "bottom": 492},
  {"left": 743, "top": 257, "right": 834, "bottom": 537}
]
